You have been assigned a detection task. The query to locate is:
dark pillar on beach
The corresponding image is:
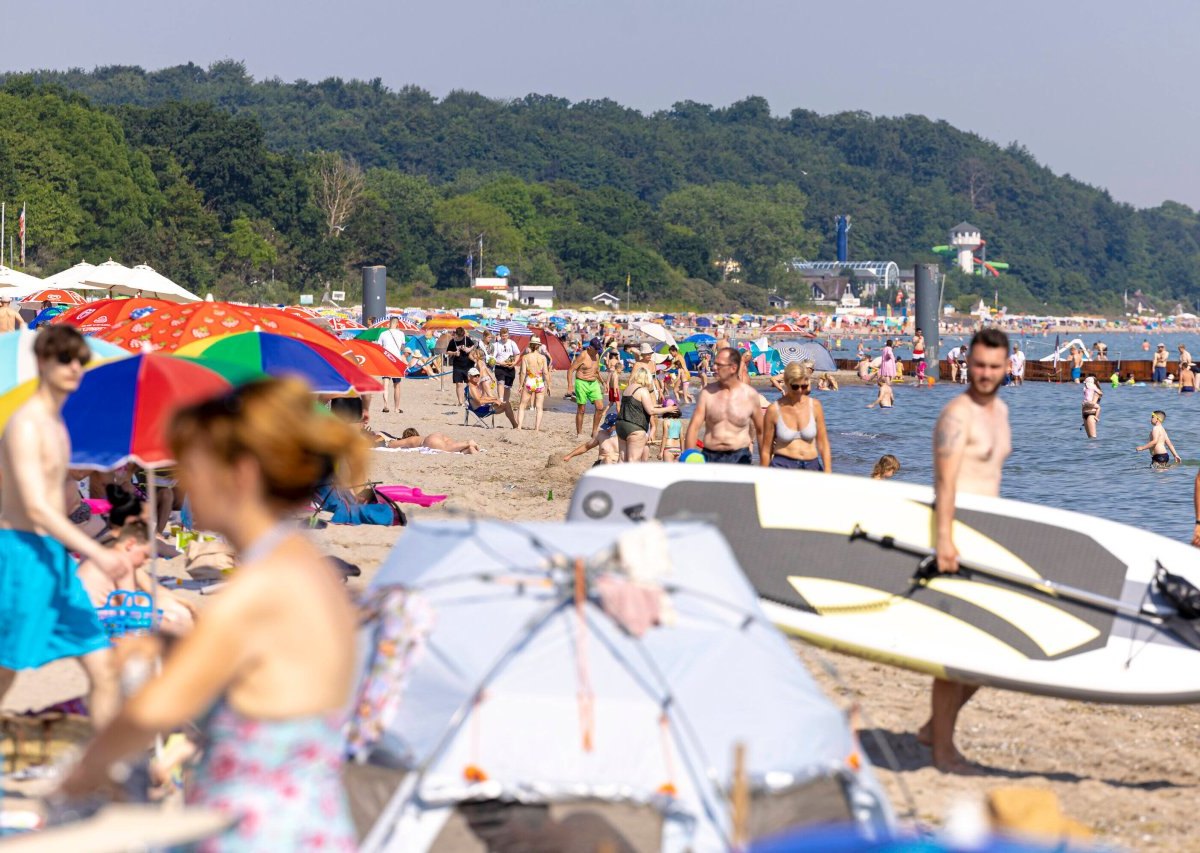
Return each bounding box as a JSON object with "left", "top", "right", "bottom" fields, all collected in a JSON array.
[
  {"left": 914, "top": 264, "right": 940, "bottom": 379},
  {"left": 362, "top": 266, "right": 387, "bottom": 325}
]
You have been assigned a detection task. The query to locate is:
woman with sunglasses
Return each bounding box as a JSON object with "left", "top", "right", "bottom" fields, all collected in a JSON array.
[
  {"left": 759, "top": 361, "right": 831, "bottom": 471},
  {"left": 62, "top": 378, "right": 368, "bottom": 850}
]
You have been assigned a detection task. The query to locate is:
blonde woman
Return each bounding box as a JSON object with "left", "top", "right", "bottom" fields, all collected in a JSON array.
[
  {"left": 516, "top": 335, "right": 552, "bottom": 432},
  {"left": 759, "top": 361, "right": 831, "bottom": 471},
  {"left": 62, "top": 378, "right": 369, "bottom": 850},
  {"left": 616, "top": 364, "right": 679, "bottom": 462}
]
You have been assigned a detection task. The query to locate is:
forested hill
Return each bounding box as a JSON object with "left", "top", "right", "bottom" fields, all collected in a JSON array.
[{"left": 5, "top": 61, "right": 1200, "bottom": 312}]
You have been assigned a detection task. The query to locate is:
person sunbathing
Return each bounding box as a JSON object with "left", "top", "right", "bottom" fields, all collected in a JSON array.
[
  {"left": 77, "top": 519, "right": 197, "bottom": 636},
  {"left": 381, "top": 427, "right": 481, "bottom": 455},
  {"left": 466, "top": 368, "right": 519, "bottom": 427}
]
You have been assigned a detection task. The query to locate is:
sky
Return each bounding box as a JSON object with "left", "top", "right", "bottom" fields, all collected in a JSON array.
[{"left": 7, "top": 1, "right": 1200, "bottom": 210}]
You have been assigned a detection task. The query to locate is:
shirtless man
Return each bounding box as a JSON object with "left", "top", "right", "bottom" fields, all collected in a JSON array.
[
  {"left": 1152, "top": 343, "right": 1169, "bottom": 384},
  {"left": 920, "top": 328, "right": 1012, "bottom": 773},
  {"left": 0, "top": 326, "right": 134, "bottom": 725},
  {"left": 684, "top": 347, "right": 764, "bottom": 464},
  {"left": 567, "top": 338, "right": 606, "bottom": 435},
  {"left": 1069, "top": 345, "right": 1084, "bottom": 383},
  {"left": 0, "top": 295, "right": 23, "bottom": 332}
]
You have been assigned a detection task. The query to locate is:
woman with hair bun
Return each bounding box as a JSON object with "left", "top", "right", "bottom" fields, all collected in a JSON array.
[{"left": 62, "top": 378, "right": 367, "bottom": 851}]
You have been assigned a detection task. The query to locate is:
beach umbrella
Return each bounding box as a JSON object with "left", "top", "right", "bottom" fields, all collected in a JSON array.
[
  {"left": 774, "top": 340, "right": 837, "bottom": 372},
  {"left": 0, "top": 328, "right": 130, "bottom": 400},
  {"left": 424, "top": 314, "right": 475, "bottom": 331},
  {"left": 96, "top": 302, "right": 342, "bottom": 353},
  {"left": 337, "top": 338, "right": 407, "bottom": 376},
  {"left": 279, "top": 305, "right": 323, "bottom": 319},
  {"left": 354, "top": 327, "right": 388, "bottom": 343},
  {"left": 39, "top": 261, "right": 102, "bottom": 291},
  {"left": 62, "top": 354, "right": 233, "bottom": 470},
  {"left": 175, "top": 331, "right": 382, "bottom": 394},
  {"left": 369, "top": 316, "right": 422, "bottom": 331},
  {"left": 325, "top": 316, "right": 365, "bottom": 332},
  {"left": 52, "top": 298, "right": 171, "bottom": 335},
  {"left": 488, "top": 319, "right": 533, "bottom": 335},
  {"left": 19, "top": 288, "right": 88, "bottom": 306},
  {"left": 636, "top": 321, "right": 676, "bottom": 347},
  {"left": 764, "top": 322, "right": 799, "bottom": 334},
  {"left": 0, "top": 265, "right": 42, "bottom": 289},
  {"left": 685, "top": 333, "right": 717, "bottom": 345},
  {"left": 83, "top": 261, "right": 201, "bottom": 303},
  {"left": 695, "top": 317, "right": 713, "bottom": 328}
]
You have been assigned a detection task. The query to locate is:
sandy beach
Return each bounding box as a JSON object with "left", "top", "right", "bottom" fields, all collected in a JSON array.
[{"left": 5, "top": 372, "right": 1200, "bottom": 849}]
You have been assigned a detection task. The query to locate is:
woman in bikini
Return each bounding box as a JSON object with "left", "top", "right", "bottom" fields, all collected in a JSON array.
[
  {"left": 759, "top": 361, "right": 831, "bottom": 471},
  {"left": 516, "top": 335, "right": 552, "bottom": 432}
]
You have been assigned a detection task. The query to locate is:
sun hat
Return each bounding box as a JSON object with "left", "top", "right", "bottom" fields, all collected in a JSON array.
[
  {"left": 638, "top": 342, "right": 654, "bottom": 355},
  {"left": 467, "top": 367, "right": 480, "bottom": 377},
  {"left": 530, "top": 334, "right": 541, "bottom": 344}
]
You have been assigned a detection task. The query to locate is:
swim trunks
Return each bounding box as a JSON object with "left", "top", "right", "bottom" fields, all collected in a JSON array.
[
  {"left": 1183, "top": 386, "right": 1195, "bottom": 393},
  {"left": 452, "top": 366, "right": 471, "bottom": 384},
  {"left": 574, "top": 378, "right": 603, "bottom": 405},
  {"left": 0, "top": 530, "right": 108, "bottom": 670},
  {"left": 701, "top": 446, "right": 753, "bottom": 465},
  {"left": 769, "top": 455, "right": 824, "bottom": 471},
  {"left": 1071, "top": 366, "right": 1082, "bottom": 381},
  {"left": 1153, "top": 366, "right": 1167, "bottom": 383},
  {"left": 1152, "top": 453, "right": 1171, "bottom": 465}
]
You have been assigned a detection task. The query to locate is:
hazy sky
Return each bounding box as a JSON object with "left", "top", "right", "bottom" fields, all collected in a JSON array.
[{"left": 8, "top": 1, "right": 1199, "bottom": 209}]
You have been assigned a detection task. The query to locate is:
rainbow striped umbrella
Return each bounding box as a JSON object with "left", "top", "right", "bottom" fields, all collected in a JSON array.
[{"left": 175, "top": 331, "right": 382, "bottom": 394}]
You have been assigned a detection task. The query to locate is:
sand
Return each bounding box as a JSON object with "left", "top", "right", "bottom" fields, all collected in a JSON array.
[{"left": 4, "top": 372, "right": 1199, "bottom": 849}]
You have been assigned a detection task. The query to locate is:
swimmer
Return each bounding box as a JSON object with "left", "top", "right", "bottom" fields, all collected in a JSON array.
[
  {"left": 1135, "top": 410, "right": 1180, "bottom": 468},
  {"left": 1081, "top": 376, "right": 1103, "bottom": 439},
  {"left": 1180, "top": 362, "right": 1197, "bottom": 393},
  {"left": 871, "top": 454, "right": 901, "bottom": 480},
  {"left": 866, "top": 375, "right": 894, "bottom": 409}
]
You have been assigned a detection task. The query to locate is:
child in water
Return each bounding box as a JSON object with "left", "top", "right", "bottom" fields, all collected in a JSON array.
[
  {"left": 1136, "top": 410, "right": 1181, "bottom": 469},
  {"left": 871, "top": 455, "right": 901, "bottom": 480}
]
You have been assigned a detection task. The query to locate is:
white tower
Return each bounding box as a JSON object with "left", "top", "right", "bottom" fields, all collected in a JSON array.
[{"left": 949, "top": 221, "right": 982, "bottom": 275}]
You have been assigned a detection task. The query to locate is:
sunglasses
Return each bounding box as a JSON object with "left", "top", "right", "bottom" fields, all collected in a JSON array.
[
  {"left": 56, "top": 351, "right": 91, "bottom": 366},
  {"left": 790, "top": 383, "right": 805, "bottom": 391}
]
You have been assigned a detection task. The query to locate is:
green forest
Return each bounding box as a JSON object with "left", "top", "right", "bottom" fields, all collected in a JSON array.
[{"left": 2, "top": 60, "right": 1200, "bottom": 313}]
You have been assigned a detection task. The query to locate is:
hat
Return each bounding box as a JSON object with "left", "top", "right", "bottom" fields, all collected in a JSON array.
[
  {"left": 600, "top": 410, "right": 619, "bottom": 431},
  {"left": 467, "top": 367, "right": 480, "bottom": 377},
  {"left": 1158, "top": 343, "right": 1166, "bottom": 348},
  {"left": 588, "top": 337, "right": 602, "bottom": 350},
  {"left": 638, "top": 342, "right": 654, "bottom": 355},
  {"left": 530, "top": 334, "right": 541, "bottom": 344},
  {"left": 0, "top": 295, "right": 10, "bottom": 303}
]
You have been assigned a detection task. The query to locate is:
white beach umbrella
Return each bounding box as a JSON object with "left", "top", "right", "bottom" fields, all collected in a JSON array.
[
  {"left": 83, "top": 260, "right": 201, "bottom": 303},
  {"left": 40, "top": 261, "right": 102, "bottom": 291},
  {"left": 0, "top": 265, "right": 42, "bottom": 289},
  {"left": 636, "top": 321, "right": 676, "bottom": 347}
]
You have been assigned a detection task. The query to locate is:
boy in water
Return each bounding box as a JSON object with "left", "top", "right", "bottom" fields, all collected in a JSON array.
[{"left": 1136, "top": 410, "right": 1181, "bottom": 468}]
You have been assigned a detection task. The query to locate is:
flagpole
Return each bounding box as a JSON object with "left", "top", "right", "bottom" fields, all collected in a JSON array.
[
  {"left": 1, "top": 202, "right": 5, "bottom": 267},
  {"left": 19, "top": 202, "right": 25, "bottom": 267}
]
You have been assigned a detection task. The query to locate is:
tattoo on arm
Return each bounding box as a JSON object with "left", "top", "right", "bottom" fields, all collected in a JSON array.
[{"left": 934, "top": 415, "right": 963, "bottom": 456}]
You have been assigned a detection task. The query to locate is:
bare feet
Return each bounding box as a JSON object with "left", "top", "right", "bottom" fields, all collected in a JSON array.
[{"left": 932, "top": 748, "right": 983, "bottom": 775}]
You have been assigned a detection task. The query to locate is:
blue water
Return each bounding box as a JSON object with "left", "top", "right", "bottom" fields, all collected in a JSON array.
[
  {"left": 803, "top": 380, "right": 1199, "bottom": 542},
  {"left": 826, "top": 331, "right": 1200, "bottom": 364}
]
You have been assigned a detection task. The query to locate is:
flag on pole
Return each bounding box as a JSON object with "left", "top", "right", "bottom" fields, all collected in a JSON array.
[{"left": 17, "top": 203, "right": 25, "bottom": 267}]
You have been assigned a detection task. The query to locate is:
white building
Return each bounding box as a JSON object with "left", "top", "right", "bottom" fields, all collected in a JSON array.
[
  {"left": 509, "top": 284, "right": 556, "bottom": 309},
  {"left": 949, "top": 222, "right": 983, "bottom": 275},
  {"left": 592, "top": 291, "right": 621, "bottom": 309}
]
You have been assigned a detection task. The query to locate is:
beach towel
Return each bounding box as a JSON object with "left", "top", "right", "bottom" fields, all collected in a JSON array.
[{"left": 0, "top": 529, "right": 108, "bottom": 669}]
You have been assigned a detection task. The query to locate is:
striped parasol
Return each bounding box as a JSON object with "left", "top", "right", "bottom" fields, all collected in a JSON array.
[
  {"left": 488, "top": 319, "right": 533, "bottom": 335},
  {"left": 773, "top": 340, "right": 837, "bottom": 372}
]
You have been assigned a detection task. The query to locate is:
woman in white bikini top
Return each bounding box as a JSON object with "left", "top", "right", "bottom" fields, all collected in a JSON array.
[{"left": 759, "top": 361, "right": 831, "bottom": 471}]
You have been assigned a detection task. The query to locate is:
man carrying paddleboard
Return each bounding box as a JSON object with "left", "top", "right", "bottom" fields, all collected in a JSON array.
[{"left": 922, "top": 327, "right": 1012, "bottom": 773}]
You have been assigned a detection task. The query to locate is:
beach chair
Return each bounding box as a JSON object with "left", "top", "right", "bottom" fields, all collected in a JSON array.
[{"left": 463, "top": 397, "right": 496, "bottom": 429}]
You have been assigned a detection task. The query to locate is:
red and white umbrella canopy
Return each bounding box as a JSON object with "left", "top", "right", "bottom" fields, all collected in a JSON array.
[{"left": 20, "top": 288, "right": 89, "bottom": 306}]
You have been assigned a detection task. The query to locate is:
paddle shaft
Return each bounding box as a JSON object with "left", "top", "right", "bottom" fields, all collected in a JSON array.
[{"left": 848, "top": 525, "right": 1170, "bottom": 622}]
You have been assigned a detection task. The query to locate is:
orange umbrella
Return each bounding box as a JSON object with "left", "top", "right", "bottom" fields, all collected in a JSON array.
[
  {"left": 424, "top": 315, "right": 475, "bottom": 331},
  {"left": 337, "top": 339, "right": 407, "bottom": 376},
  {"left": 279, "top": 305, "right": 323, "bottom": 319},
  {"left": 371, "top": 316, "right": 423, "bottom": 332},
  {"left": 326, "top": 316, "right": 365, "bottom": 332},
  {"left": 52, "top": 298, "right": 173, "bottom": 335},
  {"left": 97, "top": 302, "right": 342, "bottom": 353},
  {"left": 19, "top": 289, "right": 88, "bottom": 306}
]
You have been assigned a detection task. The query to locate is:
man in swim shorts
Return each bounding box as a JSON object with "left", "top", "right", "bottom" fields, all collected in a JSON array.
[
  {"left": 1008, "top": 344, "right": 1025, "bottom": 386},
  {"left": 1136, "top": 410, "right": 1180, "bottom": 468},
  {"left": 567, "top": 337, "right": 606, "bottom": 436},
  {"left": 1069, "top": 345, "right": 1084, "bottom": 383},
  {"left": 1152, "top": 343, "right": 1169, "bottom": 384},
  {"left": 0, "top": 326, "right": 135, "bottom": 726},
  {"left": 684, "top": 347, "right": 763, "bottom": 464},
  {"left": 923, "top": 328, "right": 1012, "bottom": 774}
]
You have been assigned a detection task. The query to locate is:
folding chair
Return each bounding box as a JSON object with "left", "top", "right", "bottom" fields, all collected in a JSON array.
[{"left": 464, "top": 398, "right": 496, "bottom": 429}]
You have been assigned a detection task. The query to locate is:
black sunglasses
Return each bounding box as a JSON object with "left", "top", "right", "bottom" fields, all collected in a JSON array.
[
  {"left": 56, "top": 351, "right": 91, "bottom": 366},
  {"left": 790, "top": 383, "right": 803, "bottom": 390}
]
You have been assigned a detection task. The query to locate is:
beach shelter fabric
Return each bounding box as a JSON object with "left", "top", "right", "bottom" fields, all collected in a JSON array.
[
  {"left": 356, "top": 520, "right": 893, "bottom": 852},
  {"left": 684, "top": 333, "right": 717, "bottom": 345},
  {"left": 487, "top": 319, "right": 533, "bottom": 335},
  {"left": 19, "top": 288, "right": 88, "bottom": 306},
  {"left": 62, "top": 353, "right": 232, "bottom": 469},
  {"left": 509, "top": 332, "right": 570, "bottom": 370},
  {"left": 775, "top": 340, "right": 837, "bottom": 372},
  {"left": 174, "top": 331, "right": 383, "bottom": 394},
  {"left": 96, "top": 302, "right": 342, "bottom": 353},
  {"left": 695, "top": 317, "right": 713, "bottom": 328},
  {"left": 52, "top": 298, "right": 171, "bottom": 335}
]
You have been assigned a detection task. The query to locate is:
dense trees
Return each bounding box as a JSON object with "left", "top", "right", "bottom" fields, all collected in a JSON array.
[{"left": 4, "top": 63, "right": 1200, "bottom": 311}]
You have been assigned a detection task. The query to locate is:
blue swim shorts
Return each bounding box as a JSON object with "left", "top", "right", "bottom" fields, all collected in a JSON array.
[{"left": 0, "top": 529, "right": 108, "bottom": 670}]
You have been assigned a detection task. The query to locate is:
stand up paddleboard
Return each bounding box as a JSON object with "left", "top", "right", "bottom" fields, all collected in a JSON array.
[{"left": 567, "top": 465, "right": 1200, "bottom": 704}]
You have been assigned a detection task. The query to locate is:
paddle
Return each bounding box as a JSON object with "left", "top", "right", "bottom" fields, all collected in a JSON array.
[{"left": 847, "top": 524, "right": 1182, "bottom": 628}]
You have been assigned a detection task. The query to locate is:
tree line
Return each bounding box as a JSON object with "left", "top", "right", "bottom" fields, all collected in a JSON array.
[{"left": 4, "top": 62, "right": 1200, "bottom": 313}]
